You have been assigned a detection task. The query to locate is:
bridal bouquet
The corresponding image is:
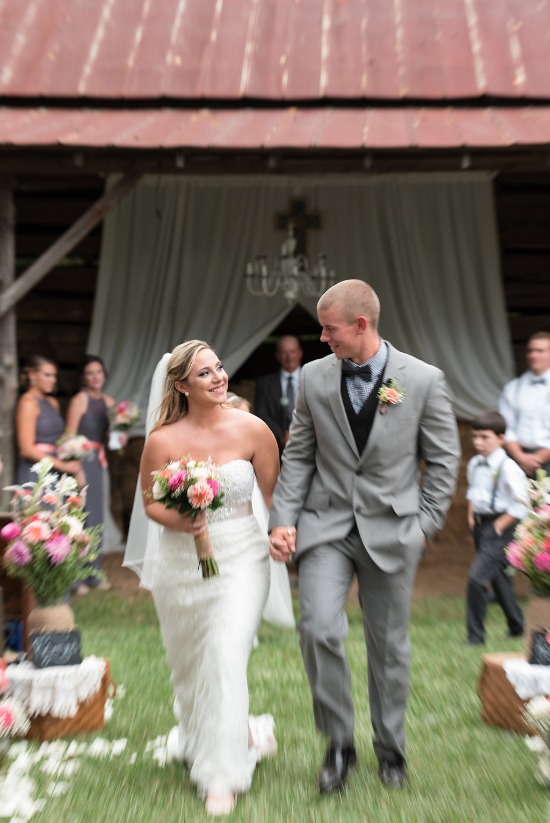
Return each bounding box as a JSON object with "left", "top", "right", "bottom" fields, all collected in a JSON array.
[
  {"left": 150, "top": 458, "right": 224, "bottom": 578},
  {"left": 506, "top": 469, "right": 550, "bottom": 595},
  {"left": 1, "top": 459, "right": 101, "bottom": 604},
  {"left": 56, "top": 434, "right": 95, "bottom": 462},
  {"left": 108, "top": 400, "right": 139, "bottom": 451}
]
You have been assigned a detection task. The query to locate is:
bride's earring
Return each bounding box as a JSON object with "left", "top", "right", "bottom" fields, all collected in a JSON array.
[{"left": 184, "top": 391, "right": 189, "bottom": 396}]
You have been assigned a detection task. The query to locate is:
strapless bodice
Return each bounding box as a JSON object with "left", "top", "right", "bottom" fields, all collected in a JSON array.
[{"left": 207, "top": 459, "right": 254, "bottom": 523}]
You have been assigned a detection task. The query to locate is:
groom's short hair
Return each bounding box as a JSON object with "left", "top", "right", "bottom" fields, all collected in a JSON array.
[{"left": 318, "top": 279, "right": 380, "bottom": 330}]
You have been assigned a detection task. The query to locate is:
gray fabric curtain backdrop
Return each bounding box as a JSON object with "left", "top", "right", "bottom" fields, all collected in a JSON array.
[{"left": 87, "top": 172, "right": 513, "bottom": 430}]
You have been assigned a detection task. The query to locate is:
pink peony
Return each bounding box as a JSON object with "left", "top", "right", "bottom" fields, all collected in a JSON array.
[
  {"left": 533, "top": 551, "right": 550, "bottom": 573},
  {"left": 506, "top": 542, "right": 526, "bottom": 571},
  {"left": 22, "top": 519, "right": 51, "bottom": 545},
  {"left": 168, "top": 470, "right": 187, "bottom": 492},
  {"left": 0, "top": 521, "right": 22, "bottom": 541},
  {"left": 5, "top": 540, "right": 32, "bottom": 566},
  {"left": 187, "top": 481, "right": 214, "bottom": 509},
  {"left": 45, "top": 532, "right": 71, "bottom": 564},
  {"left": 207, "top": 478, "right": 220, "bottom": 496},
  {"left": 0, "top": 706, "right": 14, "bottom": 732}
]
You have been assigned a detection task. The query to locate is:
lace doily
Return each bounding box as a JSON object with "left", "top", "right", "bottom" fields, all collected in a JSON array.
[
  {"left": 503, "top": 658, "right": 550, "bottom": 699},
  {"left": 7, "top": 656, "right": 106, "bottom": 718}
]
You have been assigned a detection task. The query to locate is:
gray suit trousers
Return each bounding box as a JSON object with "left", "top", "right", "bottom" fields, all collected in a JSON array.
[{"left": 298, "top": 527, "right": 421, "bottom": 762}]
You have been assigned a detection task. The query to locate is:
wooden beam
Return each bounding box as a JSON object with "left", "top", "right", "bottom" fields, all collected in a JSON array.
[
  {"left": 0, "top": 169, "right": 143, "bottom": 317},
  {"left": 0, "top": 175, "right": 16, "bottom": 497}
]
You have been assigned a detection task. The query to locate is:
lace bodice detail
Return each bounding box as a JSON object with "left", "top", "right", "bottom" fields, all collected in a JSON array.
[{"left": 207, "top": 459, "right": 254, "bottom": 523}]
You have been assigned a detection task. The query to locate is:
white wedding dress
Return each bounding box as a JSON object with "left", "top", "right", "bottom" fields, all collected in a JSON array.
[{"left": 151, "top": 459, "right": 273, "bottom": 798}]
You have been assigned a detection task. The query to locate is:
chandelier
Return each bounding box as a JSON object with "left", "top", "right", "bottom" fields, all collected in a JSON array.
[{"left": 245, "top": 223, "right": 337, "bottom": 303}]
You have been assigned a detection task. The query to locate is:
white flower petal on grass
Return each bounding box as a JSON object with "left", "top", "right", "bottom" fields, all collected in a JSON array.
[
  {"left": 87, "top": 738, "right": 112, "bottom": 758},
  {"left": 145, "top": 735, "right": 167, "bottom": 752},
  {"left": 110, "top": 739, "right": 127, "bottom": 756},
  {"left": 152, "top": 746, "right": 169, "bottom": 767},
  {"left": 46, "top": 781, "right": 70, "bottom": 796}
]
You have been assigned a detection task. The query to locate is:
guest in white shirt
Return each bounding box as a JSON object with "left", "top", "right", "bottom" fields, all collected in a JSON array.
[
  {"left": 499, "top": 331, "right": 550, "bottom": 477},
  {"left": 255, "top": 335, "right": 303, "bottom": 456},
  {"left": 466, "top": 410, "right": 527, "bottom": 645}
]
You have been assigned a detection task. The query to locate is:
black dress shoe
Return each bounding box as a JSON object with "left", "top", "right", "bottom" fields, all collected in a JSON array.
[
  {"left": 379, "top": 759, "right": 408, "bottom": 789},
  {"left": 318, "top": 744, "right": 357, "bottom": 794}
]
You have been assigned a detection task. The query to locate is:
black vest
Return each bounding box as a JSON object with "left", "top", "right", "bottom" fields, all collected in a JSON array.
[{"left": 341, "top": 371, "right": 386, "bottom": 454}]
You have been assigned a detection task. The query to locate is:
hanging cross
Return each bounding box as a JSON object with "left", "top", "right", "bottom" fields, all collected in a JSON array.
[{"left": 275, "top": 197, "right": 322, "bottom": 256}]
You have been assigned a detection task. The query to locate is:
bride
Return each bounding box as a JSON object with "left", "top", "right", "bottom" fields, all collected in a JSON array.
[{"left": 135, "top": 340, "right": 281, "bottom": 816}]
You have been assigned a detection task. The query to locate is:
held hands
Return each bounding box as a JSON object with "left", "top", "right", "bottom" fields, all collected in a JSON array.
[{"left": 269, "top": 526, "right": 296, "bottom": 563}]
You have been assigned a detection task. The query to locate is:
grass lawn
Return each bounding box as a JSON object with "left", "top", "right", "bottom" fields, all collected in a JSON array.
[{"left": 17, "top": 592, "right": 548, "bottom": 823}]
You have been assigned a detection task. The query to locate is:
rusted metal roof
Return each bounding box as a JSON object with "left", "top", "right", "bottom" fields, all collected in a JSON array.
[
  {"left": 1, "top": 106, "right": 550, "bottom": 150},
  {"left": 0, "top": 0, "right": 549, "bottom": 103}
]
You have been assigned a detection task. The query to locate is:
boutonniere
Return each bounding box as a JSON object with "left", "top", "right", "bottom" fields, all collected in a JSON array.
[{"left": 377, "top": 379, "right": 405, "bottom": 414}]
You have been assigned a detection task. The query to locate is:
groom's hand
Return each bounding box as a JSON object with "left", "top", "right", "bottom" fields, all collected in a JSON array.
[{"left": 269, "top": 526, "right": 296, "bottom": 563}]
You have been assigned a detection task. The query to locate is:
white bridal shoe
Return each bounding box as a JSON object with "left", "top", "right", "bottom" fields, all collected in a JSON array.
[{"left": 205, "top": 794, "right": 237, "bottom": 816}]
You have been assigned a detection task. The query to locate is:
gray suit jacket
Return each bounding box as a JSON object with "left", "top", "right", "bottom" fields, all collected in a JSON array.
[{"left": 269, "top": 344, "right": 461, "bottom": 573}]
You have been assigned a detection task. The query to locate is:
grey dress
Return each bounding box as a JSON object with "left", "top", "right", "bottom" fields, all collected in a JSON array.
[
  {"left": 77, "top": 394, "right": 109, "bottom": 582},
  {"left": 16, "top": 397, "right": 64, "bottom": 484}
]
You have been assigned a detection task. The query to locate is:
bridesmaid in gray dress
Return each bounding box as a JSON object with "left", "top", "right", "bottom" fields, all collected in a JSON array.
[
  {"left": 66, "top": 355, "right": 121, "bottom": 594},
  {"left": 15, "top": 355, "right": 82, "bottom": 484}
]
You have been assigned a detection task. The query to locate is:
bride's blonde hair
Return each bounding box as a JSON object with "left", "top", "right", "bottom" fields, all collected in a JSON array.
[{"left": 152, "top": 340, "right": 212, "bottom": 431}]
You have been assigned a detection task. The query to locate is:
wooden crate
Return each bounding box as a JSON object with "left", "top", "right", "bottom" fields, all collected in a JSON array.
[
  {"left": 26, "top": 659, "right": 110, "bottom": 741},
  {"left": 478, "top": 652, "right": 535, "bottom": 736}
]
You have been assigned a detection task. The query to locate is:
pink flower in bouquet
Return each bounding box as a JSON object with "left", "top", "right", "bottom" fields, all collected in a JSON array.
[
  {"left": 45, "top": 532, "right": 72, "bottom": 564},
  {"left": 0, "top": 521, "right": 21, "bottom": 541},
  {"left": 534, "top": 551, "right": 550, "bottom": 573},
  {"left": 207, "top": 478, "right": 220, "bottom": 496},
  {"left": 22, "top": 519, "right": 51, "bottom": 545},
  {"left": 5, "top": 540, "right": 32, "bottom": 566},
  {"left": 187, "top": 481, "right": 215, "bottom": 510},
  {"left": 168, "top": 470, "right": 187, "bottom": 492},
  {"left": 506, "top": 541, "right": 526, "bottom": 571},
  {"left": 42, "top": 492, "right": 59, "bottom": 506},
  {"left": 0, "top": 705, "right": 14, "bottom": 733}
]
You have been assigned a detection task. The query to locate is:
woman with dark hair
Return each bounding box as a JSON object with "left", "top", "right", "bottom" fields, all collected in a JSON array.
[
  {"left": 66, "top": 355, "right": 119, "bottom": 594},
  {"left": 15, "top": 355, "right": 82, "bottom": 484},
  {"left": 135, "top": 341, "right": 280, "bottom": 816}
]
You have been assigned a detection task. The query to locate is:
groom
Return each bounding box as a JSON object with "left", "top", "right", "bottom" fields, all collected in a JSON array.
[{"left": 269, "top": 279, "right": 460, "bottom": 793}]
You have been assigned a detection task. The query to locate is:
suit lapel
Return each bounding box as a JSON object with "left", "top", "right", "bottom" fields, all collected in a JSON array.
[{"left": 325, "top": 357, "right": 359, "bottom": 456}]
